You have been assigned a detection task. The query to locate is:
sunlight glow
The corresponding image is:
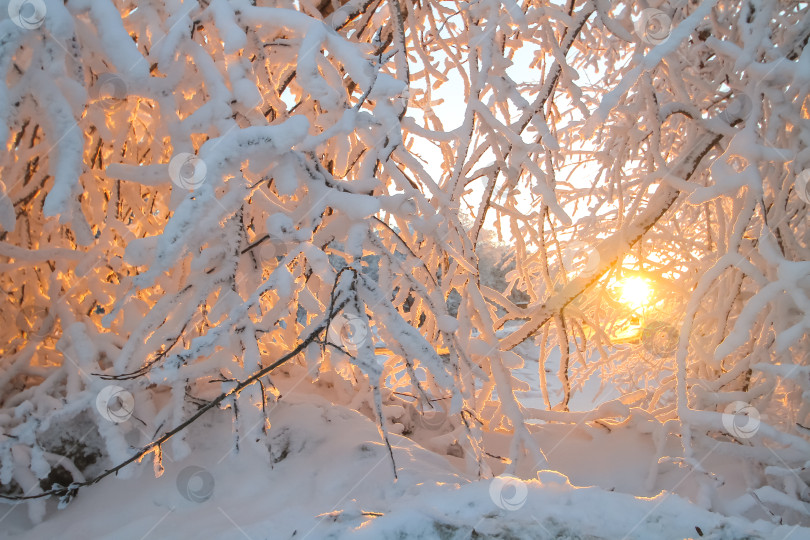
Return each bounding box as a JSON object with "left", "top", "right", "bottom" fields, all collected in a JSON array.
[{"left": 617, "top": 276, "right": 652, "bottom": 309}]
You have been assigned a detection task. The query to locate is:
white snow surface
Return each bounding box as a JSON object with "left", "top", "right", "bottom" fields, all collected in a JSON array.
[{"left": 3, "top": 383, "right": 807, "bottom": 540}]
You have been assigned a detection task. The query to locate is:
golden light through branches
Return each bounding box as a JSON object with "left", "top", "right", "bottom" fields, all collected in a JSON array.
[{"left": 616, "top": 276, "right": 653, "bottom": 310}]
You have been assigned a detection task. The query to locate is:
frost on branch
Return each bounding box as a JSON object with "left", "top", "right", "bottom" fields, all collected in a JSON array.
[{"left": 0, "top": 0, "right": 809, "bottom": 529}]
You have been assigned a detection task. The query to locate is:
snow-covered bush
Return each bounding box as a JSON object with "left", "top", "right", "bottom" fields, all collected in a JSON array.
[{"left": 1, "top": 0, "right": 809, "bottom": 527}]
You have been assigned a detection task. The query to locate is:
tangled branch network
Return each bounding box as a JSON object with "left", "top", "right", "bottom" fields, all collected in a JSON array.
[{"left": 0, "top": 0, "right": 809, "bottom": 527}]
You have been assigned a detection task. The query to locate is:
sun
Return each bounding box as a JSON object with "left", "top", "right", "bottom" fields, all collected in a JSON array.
[{"left": 617, "top": 276, "right": 652, "bottom": 309}]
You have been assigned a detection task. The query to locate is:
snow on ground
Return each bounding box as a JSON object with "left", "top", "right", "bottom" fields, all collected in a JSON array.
[
  {"left": 2, "top": 325, "right": 806, "bottom": 538},
  {"left": 3, "top": 384, "right": 808, "bottom": 540}
]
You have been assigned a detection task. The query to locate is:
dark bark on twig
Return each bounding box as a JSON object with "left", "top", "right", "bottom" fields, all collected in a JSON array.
[{"left": 0, "top": 270, "right": 356, "bottom": 502}]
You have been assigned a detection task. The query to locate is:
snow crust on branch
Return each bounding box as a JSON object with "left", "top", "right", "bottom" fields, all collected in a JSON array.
[{"left": 0, "top": 0, "right": 809, "bottom": 529}]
